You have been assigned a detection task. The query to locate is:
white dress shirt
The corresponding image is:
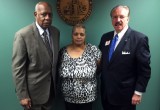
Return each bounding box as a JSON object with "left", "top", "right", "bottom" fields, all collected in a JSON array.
[{"left": 35, "top": 22, "right": 51, "bottom": 43}]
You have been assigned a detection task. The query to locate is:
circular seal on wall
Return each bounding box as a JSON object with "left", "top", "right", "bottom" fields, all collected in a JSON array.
[{"left": 57, "top": 0, "right": 92, "bottom": 26}]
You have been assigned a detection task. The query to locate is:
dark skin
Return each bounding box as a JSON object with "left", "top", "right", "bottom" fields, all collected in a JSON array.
[
  {"left": 20, "top": 2, "right": 53, "bottom": 109},
  {"left": 34, "top": 2, "right": 53, "bottom": 30}
]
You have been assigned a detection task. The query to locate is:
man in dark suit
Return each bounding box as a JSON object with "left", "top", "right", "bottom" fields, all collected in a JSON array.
[
  {"left": 12, "top": 2, "right": 60, "bottom": 110},
  {"left": 99, "top": 5, "right": 151, "bottom": 110}
]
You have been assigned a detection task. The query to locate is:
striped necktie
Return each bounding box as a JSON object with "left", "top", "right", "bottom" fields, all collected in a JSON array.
[{"left": 43, "top": 31, "right": 53, "bottom": 58}]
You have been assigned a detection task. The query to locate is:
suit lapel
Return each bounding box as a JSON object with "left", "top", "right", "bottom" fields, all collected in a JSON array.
[
  {"left": 104, "top": 32, "right": 114, "bottom": 64},
  {"left": 109, "top": 28, "right": 131, "bottom": 64},
  {"left": 32, "top": 23, "right": 53, "bottom": 63}
]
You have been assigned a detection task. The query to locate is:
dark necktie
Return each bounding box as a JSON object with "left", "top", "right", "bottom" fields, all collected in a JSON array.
[
  {"left": 43, "top": 31, "right": 53, "bottom": 58},
  {"left": 109, "top": 34, "right": 118, "bottom": 61}
]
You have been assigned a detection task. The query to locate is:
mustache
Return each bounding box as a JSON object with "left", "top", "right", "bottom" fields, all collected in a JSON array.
[{"left": 115, "top": 22, "right": 122, "bottom": 26}]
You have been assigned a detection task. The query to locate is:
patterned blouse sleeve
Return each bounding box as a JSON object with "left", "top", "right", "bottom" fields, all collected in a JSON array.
[{"left": 91, "top": 45, "right": 102, "bottom": 61}]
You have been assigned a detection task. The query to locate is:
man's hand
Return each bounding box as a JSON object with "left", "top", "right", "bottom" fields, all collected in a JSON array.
[
  {"left": 20, "top": 98, "right": 31, "bottom": 109},
  {"left": 132, "top": 93, "right": 142, "bottom": 105}
]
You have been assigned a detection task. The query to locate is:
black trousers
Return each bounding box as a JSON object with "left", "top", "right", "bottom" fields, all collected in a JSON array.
[
  {"left": 64, "top": 101, "right": 93, "bottom": 110},
  {"left": 102, "top": 98, "right": 136, "bottom": 110}
]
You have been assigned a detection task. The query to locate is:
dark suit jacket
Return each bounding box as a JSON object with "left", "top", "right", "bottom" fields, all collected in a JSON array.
[
  {"left": 12, "top": 23, "right": 60, "bottom": 104},
  {"left": 99, "top": 27, "right": 151, "bottom": 105}
]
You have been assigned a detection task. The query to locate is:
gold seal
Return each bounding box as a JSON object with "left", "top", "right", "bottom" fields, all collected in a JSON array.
[{"left": 57, "top": 0, "right": 92, "bottom": 25}]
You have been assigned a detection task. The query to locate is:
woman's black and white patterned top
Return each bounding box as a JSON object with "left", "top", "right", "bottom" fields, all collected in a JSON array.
[{"left": 58, "top": 43, "right": 101, "bottom": 104}]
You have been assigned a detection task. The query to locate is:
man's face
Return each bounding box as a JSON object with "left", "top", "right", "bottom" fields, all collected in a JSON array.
[
  {"left": 34, "top": 4, "right": 52, "bottom": 29},
  {"left": 111, "top": 7, "right": 129, "bottom": 33}
]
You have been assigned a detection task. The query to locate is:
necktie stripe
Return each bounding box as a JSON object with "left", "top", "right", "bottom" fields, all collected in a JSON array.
[{"left": 43, "top": 31, "right": 53, "bottom": 58}]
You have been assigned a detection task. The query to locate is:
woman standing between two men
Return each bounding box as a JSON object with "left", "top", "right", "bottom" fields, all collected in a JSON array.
[{"left": 58, "top": 23, "right": 101, "bottom": 110}]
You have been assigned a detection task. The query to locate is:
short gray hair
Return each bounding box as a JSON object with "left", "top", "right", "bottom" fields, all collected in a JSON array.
[
  {"left": 110, "top": 5, "right": 130, "bottom": 17},
  {"left": 35, "top": 2, "right": 52, "bottom": 12}
]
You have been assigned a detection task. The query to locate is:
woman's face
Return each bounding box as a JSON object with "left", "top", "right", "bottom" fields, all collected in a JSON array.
[{"left": 72, "top": 27, "right": 86, "bottom": 46}]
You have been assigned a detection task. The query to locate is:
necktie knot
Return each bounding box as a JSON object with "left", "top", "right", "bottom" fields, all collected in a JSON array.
[
  {"left": 115, "top": 34, "right": 118, "bottom": 41},
  {"left": 43, "top": 30, "right": 48, "bottom": 37}
]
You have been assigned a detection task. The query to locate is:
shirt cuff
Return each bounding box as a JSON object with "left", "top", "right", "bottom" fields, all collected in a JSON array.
[{"left": 134, "top": 91, "right": 143, "bottom": 96}]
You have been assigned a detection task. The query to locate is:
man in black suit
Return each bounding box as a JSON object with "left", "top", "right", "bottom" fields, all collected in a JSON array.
[
  {"left": 99, "top": 5, "right": 151, "bottom": 110},
  {"left": 12, "top": 2, "right": 60, "bottom": 110}
]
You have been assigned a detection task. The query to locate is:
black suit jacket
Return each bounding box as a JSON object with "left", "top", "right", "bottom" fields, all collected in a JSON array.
[{"left": 99, "top": 27, "right": 151, "bottom": 105}]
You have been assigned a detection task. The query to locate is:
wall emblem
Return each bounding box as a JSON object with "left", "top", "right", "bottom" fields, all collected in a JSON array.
[{"left": 57, "top": 0, "right": 92, "bottom": 25}]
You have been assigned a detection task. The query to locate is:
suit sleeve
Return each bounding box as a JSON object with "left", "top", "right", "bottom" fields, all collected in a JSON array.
[
  {"left": 135, "top": 36, "right": 151, "bottom": 92},
  {"left": 12, "top": 32, "right": 30, "bottom": 100}
]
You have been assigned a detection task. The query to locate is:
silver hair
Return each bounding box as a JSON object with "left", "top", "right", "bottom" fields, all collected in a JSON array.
[
  {"left": 35, "top": 2, "right": 52, "bottom": 12},
  {"left": 110, "top": 5, "right": 130, "bottom": 17}
]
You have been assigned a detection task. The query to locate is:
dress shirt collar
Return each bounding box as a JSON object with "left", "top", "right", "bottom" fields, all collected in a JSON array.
[
  {"left": 35, "top": 21, "right": 49, "bottom": 36},
  {"left": 114, "top": 25, "right": 128, "bottom": 40},
  {"left": 113, "top": 25, "right": 128, "bottom": 49}
]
